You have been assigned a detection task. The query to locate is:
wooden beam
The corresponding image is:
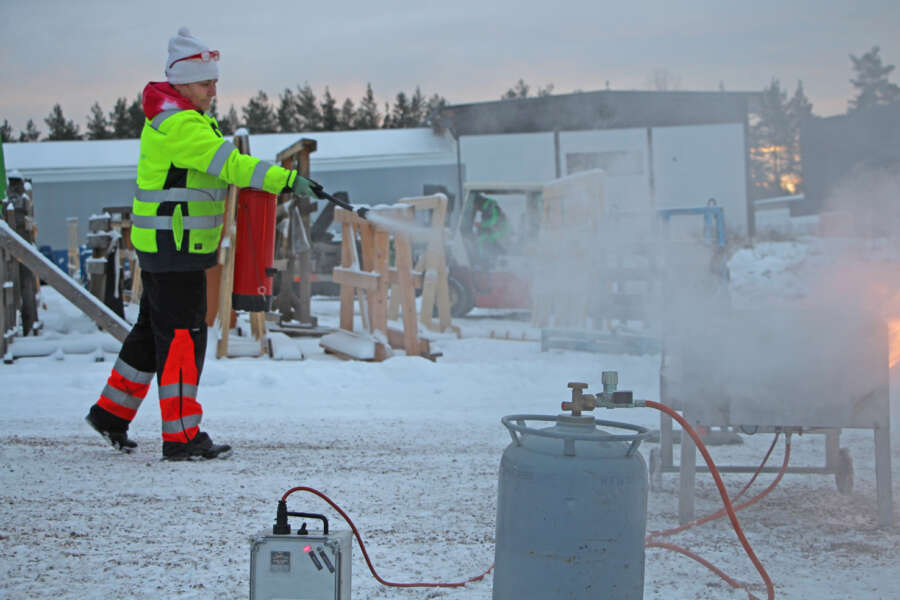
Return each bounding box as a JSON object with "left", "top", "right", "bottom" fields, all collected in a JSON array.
[
  {"left": 393, "top": 229, "right": 418, "bottom": 355},
  {"left": 386, "top": 268, "right": 422, "bottom": 288},
  {"left": 215, "top": 133, "right": 249, "bottom": 358},
  {"left": 338, "top": 222, "right": 355, "bottom": 331},
  {"left": 0, "top": 221, "right": 130, "bottom": 342},
  {"left": 332, "top": 267, "right": 379, "bottom": 291},
  {"left": 275, "top": 137, "right": 317, "bottom": 164}
]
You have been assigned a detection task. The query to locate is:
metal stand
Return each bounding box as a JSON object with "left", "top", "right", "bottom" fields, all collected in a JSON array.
[{"left": 654, "top": 377, "right": 893, "bottom": 528}]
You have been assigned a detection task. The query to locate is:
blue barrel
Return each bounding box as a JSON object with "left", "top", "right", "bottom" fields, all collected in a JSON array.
[{"left": 493, "top": 414, "right": 649, "bottom": 599}]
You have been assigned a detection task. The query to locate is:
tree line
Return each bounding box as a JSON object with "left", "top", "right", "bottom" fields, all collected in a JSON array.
[
  {"left": 2, "top": 46, "right": 898, "bottom": 200},
  {"left": 747, "top": 45, "right": 897, "bottom": 198},
  {"left": 0, "top": 82, "right": 451, "bottom": 143}
]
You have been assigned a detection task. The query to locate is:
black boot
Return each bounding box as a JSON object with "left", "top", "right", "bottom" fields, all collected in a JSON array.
[
  {"left": 85, "top": 404, "right": 137, "bottom": 453},
  {"left": 162, "top": 431, "right": 232, "bottom": 461}
]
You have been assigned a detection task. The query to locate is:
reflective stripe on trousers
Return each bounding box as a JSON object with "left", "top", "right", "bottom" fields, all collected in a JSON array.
[
  {"left": 96, "top": 357, "right": 155, "bottom": 421},
  {"left": 159, "top": 329, "right": 203, "bottom": 443}
]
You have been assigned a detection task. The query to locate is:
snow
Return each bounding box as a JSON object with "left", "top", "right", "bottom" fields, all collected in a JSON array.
[{"left": 1, "top": 238, "right": 899, "bottom": 599}]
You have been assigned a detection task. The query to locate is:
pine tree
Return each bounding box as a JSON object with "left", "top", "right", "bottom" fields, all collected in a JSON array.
[
  {"left": 44, "top": 104, "right": 81, "bottom": 140},
  {"left": 390, "top": 91, "right": 412, "bottom": 128},
  {"left": 108, "top": 95, "right": 144, "bottom": 138},
  {"left": 749, "top": 79, "right": 797, "bottom": 197},
  {"left": 86, "top": 102, "right": 112, "bottom": 140},
  {"left": 409, "top": 87, "right": 426, "bottom": 127},
  {"left": 109, "top": 97, "right": 129, "bottom": 138},
  {"left": 18, "top": 119, "right": 41, "bottom": 142},
  {"left": 502, "top": 79, "right": 530, "bottom": 100},
  {"left": 242, "top": 90, "right": 278, "bottom": 133},
  {"left": 354, "top": 83, "right": 380, "bottom": 129},
  {"left": 784, "top": 81, "right": 813, "bottom": 193},
  {"left": 536, "top": 83, "right": 555, "bottom": 97},
  {"left": 424, "top": 93, "right": 448, "bottom": 133},
  {"left": 208, "top": 98, "right": 221, "bottom": 122},
  {"left": 277, "top": 88, "right": 300, "bottom": 132},
  {"left": 227, "top": 105, "right": 241, "bottom": 134},
  {"left": 0, "top": 119, "right": 13, "bottom": 143},
  {"left": 382, "top": 102, "right": 393, "bottom": 128},
  {"left": 127, "top": 93, "right": 144, "bottom": 136},
  {"left": 320, "top": 87, "right": 338, "bottom": 131},
  {"left": 218, "top": 104, "right": 240, "bottom": 135},
  {"left": 338, "top": 98, "right": 356, "bottom": 130},
  {"left": 295, "top": 83, "right": 322, "bottom": 131},
  {"left": 849, "top": 46, "right": 900, "bottom": 113}
]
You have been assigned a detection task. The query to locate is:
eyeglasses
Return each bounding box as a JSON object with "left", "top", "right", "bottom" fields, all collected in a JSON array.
[{"left": 169, "top": 50, "right": 220, "bottom": 70}]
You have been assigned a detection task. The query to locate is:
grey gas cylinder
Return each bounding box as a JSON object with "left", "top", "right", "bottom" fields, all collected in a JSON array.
[{"left": 492, "top": 389, "right": 649, "bottom": 599}]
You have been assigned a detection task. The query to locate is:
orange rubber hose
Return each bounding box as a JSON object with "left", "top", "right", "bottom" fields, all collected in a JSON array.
[{"left": 644, "top": 400, "right": 776, "bottom": 600}]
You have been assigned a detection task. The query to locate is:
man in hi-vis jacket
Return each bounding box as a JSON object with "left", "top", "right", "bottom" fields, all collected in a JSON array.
[{"left": 85, "top": 27, "right": 317, "bottom": 460}]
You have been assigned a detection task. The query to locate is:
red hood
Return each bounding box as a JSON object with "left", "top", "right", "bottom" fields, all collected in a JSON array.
[{"left": 142, "top": 81, "right": 200, "bottom": 120}]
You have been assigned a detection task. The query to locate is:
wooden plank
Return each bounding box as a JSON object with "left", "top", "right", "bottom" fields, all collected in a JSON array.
[
  {"left": 251, "top": 311, "right": 267, "bottom": 354},
  {"left": 295, "top": 144, "right": 314, "bottom": 325},
  {"left": 359, "top": 224, "right": 377, "bottom": 329},
  {"left": 435, "top": 257, "right": 452, "bottom": 331},
  {"left": 216, "top": 133, "right": 249, "bottom": 358},
  {"left": 401, "top": 194, "right": 451, "bottom": 333},
  {"left": 66, "top": 217, "right": 79, "bottom": 276},
  {"left": 393, "top": 230, "right": 418, "bottom": 355},
  {"left": 338, "top": 222, "right": 355, "bottom": 331},
  {"left": 386, "top": 326, "right": 430, "bottom": 355},
  {"left": 386, "top": 268, "right": 422, "bottom": 287},
  {"left": 370, "top": 228, "right": 390, "bottom": 336},
  {"left": 131, "top": 262, "right": 142, "bottom": 306},
  {"left": 0, "top": 221, "right": 130, "bottom": 342},
  {"left": 275, "top": 138, "right": 317, "bottom": 164},
  {"left": 332, "top": 267, "right": 379, "bottom": 291}
]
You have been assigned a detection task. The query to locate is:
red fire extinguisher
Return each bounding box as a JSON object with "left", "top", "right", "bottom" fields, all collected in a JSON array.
[{"left": 232, "top": 188, "right": 277, "bottom": 312}]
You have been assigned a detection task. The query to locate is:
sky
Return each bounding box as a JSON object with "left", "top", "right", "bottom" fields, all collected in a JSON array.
[{"left": 1, "top": 0, "right": 899, "bottom": 136}]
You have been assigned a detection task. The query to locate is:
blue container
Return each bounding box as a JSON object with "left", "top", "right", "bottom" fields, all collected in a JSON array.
[{"left": 493, "top": 414, "right": 649, "bottom": 599}]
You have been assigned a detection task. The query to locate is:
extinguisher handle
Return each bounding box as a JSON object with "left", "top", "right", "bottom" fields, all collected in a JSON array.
[{"left": 308, "top": 180, "right": 370, "bottom": 220}]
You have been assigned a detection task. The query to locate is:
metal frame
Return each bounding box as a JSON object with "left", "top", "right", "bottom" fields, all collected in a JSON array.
[{"left": 657, "top": 367, "right": 893, "bottom": 528}]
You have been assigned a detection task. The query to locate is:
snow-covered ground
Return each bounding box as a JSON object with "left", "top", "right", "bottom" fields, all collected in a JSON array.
[{"left": 1, "top": 238, "right": 899, "bottom": 599}]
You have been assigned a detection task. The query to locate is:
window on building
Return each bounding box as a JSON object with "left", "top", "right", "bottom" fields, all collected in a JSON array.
[{"left": 566, "top": 151, "right": 644, "bottom": 176}]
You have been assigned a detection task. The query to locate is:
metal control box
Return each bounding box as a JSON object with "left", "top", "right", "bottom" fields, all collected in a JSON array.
[{"left": 250, "top": 530, "right": 352, "bottom": 600}]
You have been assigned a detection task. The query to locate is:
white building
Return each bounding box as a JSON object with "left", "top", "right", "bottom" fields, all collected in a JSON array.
[
  {"left": 4, "top": 89, "right": 760, "bottom": 251},
  {"left": 3, "top": 128, "right": 458, "bottom": 250}
]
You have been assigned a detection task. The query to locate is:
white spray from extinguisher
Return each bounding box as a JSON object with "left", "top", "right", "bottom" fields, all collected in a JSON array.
[{"left": 363, "top": 210, "right": 442, "bottom": 244}]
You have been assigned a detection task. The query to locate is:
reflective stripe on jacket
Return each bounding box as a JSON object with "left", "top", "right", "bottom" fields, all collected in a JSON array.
[{"left": 132, "top": 95, "right": 297, "bottom": 272}]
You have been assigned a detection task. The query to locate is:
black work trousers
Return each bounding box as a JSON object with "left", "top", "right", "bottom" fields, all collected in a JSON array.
[{"left": 119, "top": 270, "right": 208, "bottom": 386}]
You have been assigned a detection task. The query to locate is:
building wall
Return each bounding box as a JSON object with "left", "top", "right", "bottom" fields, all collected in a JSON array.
[
  {"left": 458, "top": 123, "right": 748, "bottom": 235},
  {"left": 32, "top": 177, "right": 136, "bottom": 251},
  {"left": 651, "top": 123, "right": 748, "bottom": 234},
  {"left": 559, "top": 129, "right": 649, "bottom": 212},
  {"left": 306, "top": 163, "right": 458, "bottom": 209},
  {"left": 460, "top": 133, "right": 556, "bottom": 183},
  {"left": 31, "top": 164, "right": 459, "bottom": 250}
]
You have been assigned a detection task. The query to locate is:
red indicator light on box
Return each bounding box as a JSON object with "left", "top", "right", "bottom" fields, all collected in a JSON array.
[{"left": 303, "top": 545, "right": 312, "bottom": 553}]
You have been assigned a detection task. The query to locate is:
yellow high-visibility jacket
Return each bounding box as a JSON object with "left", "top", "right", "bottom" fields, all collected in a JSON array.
[{"left": 131, "top": 81, "right": 297, "bottom": 272}]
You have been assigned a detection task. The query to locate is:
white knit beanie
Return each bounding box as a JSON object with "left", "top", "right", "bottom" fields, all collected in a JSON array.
[{"left": 165, "top": 27, "right": 219, "bottom": 84}]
